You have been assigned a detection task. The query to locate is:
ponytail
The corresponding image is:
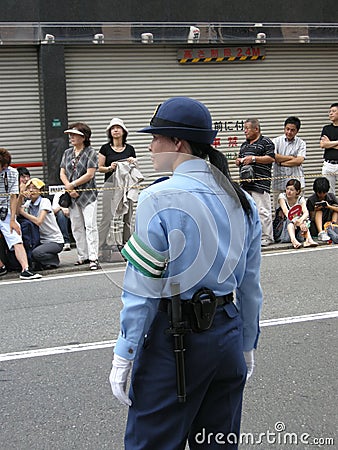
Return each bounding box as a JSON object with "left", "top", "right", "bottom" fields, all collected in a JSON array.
[{"left": 188, "top": 142, "right": 252, "bottom": 216}]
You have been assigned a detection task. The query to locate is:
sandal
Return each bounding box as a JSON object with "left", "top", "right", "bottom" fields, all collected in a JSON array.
[
  {"left": 291, "top": 239, "right": 301, "bottom": 249},
  {"left": 74, "top": 259, "right": 90, "bottom": 266},
  {"left": 304, "top": 241, "right": 318, "bottom": 248},
  {"left": 89, "top": 260, "right": 99, "bottom": 270}
]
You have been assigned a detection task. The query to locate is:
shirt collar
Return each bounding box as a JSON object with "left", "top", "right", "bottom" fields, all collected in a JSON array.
[
  {"left": 284, "top": 136, "right": 295, "bottom": 143},
  {"left": 174, "top": 158, "right": 209, "bottom": 175},
  {"left": 32, "top": 196, "right": 42, "bottom": 206}
]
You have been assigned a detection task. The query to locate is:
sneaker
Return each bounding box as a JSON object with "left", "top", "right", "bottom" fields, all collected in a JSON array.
[
  {"left": 89, "top": 260, "right": 99, "bottom": 270},
  {"left": 63, "top": 243, "right": 71, "bottom": 251},
  {"left": 0, "top": 265, "right": 8, "bottom": 277},
  {"left": 261, "top": 239, "right": 273, "bottom": 247},
  {"left": 20, "top": 269, "right": 42, "bottom": 280},
  {"left": 317, "top": 231, "right": 330, "bottom": 242}
]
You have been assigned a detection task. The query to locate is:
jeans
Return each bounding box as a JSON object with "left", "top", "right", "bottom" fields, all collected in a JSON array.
[{"left": 55, "top": 210, "right": 70, "bottom": 244}]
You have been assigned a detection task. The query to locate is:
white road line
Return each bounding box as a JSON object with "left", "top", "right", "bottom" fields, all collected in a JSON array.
[
  {"left": 260, "top": 310, "right": 338, "bottom": 327},
  {"left": 0, "top": 267, "right": 126, "bottom": 286},
  {"left": 263, "top": 245, "right": 338, "bottom": 257},
  {"left": 0, "top": 311, "right": 337, "bottom": 363},
  {"left": 0, "top": 245, "right": 337, "bottom": 286},
  {"left": 0, "top": 340, "right": 116, "bottom": 362}
]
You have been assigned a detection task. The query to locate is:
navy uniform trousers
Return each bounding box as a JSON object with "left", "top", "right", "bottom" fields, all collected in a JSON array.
[{"left": 125, "top": 302, "right": 247, "bottom": 450}]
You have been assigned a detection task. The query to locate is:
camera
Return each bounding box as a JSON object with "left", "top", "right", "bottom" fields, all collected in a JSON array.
[
  {"left": 0, "top": 206, "right": 8, "bottom": 221},
  {"left": 240, "top": 165, "right": 255, "bottom": 180},
  {"left": 315, "top": 201, "right": 327, "bottom": 208}
]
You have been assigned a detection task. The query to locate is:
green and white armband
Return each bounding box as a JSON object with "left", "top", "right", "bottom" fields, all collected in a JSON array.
[{"left": 121, "top": 233, "right": 168, "bottom": 278}]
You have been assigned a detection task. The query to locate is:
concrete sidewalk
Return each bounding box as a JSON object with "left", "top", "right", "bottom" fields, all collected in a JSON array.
[
  {"left": 54, "top": 239, "right": 331, "bottom": 274},
  {"left": 0, "top": 239, "right": 332, "bottom": 282}
]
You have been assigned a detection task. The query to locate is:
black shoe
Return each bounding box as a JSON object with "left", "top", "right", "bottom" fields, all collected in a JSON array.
[
  {"left": 31, "top": 262, "right": 43, "bottom": 271},
  {"left": 42, "top": 264, "right": 59, "bottom": 270},
  {"left": 20, "top": 269, "right": 42, "bottom": 280},
  {"left": 0, "top": 265, "right": 8, "bottom": 277}
]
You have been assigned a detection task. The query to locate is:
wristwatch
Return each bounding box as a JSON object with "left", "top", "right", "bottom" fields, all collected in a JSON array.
[{"left": 252, "top": 156, "right": 256, "bottom": 163}]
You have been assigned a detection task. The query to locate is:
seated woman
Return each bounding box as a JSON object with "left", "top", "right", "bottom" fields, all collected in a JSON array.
[
  {"left": 278, "top": 179, "right": 318, "bottom": 249},
  {"left": 18, "top": 178, "right": 64, "bottom": 269}
]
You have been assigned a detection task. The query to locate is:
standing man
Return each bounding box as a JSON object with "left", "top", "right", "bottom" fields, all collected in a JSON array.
[
  {"left": 272, "top": 116, "right": 306, "bottom": 207},
  {"left": 109, "top": 97, "right": 263, "bottom": 450},
  {"left": 0, "top": 148, "right": 42, "bottom": 279},
  {"left": 236, "top": 119, "right": 275, "bottom": 247},
  {"left": 320, "top": 102, "right": 338, "bottom": 194}
]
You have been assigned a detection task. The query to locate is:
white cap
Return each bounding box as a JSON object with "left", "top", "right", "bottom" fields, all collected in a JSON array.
[
  {"left": 106, "top": 118, "right": 128, "bottom": 135},
  {"left": 64, "top": 128, "right": 84, "bottom": 136}
]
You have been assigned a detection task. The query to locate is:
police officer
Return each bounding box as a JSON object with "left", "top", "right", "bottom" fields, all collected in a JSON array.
[{"left": 109, "top": 97, "right": 263, "bottom": 449}]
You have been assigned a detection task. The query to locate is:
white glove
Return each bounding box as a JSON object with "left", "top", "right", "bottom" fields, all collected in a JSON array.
[
  {"left": 109, "top": 354, "right": 133, "bottom": 406},
  {"left": 244, "top": 350, "right": 255, "bottom": 380}
]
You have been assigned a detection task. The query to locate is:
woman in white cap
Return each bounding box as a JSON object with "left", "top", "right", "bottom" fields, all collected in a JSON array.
[
  {"left": 98, "top": 118, "right": 137, "bottom": 253},
  {"left": 60, "top": 122, "right": 99, "bottom": 270},
  {"left": 109, "top": 97, "right": 263, "bottom": 450}
]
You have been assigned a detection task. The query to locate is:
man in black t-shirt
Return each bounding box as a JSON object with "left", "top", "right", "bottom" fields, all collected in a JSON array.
[{"left": 320, "top": 103, "right": 338, "bottom": 194}]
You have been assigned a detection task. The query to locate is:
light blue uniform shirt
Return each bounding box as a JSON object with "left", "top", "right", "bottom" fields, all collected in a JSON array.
[{"left": 114, "top": 159, "right": 263, "bottom": 359}]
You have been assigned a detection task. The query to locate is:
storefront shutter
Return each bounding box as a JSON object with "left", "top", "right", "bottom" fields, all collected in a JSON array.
[
  {"left": 0, "top": 47, "right": 44, "bottom": 178},
  {"left": 65, "top": 44, "right": 338, "bottom": 199}
]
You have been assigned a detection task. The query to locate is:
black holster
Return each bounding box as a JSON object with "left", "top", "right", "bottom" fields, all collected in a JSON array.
[{"left": 189, "top": 287, "right": 218, "bottom": 332}]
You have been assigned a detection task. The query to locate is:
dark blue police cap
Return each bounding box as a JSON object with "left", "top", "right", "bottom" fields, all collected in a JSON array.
[{"left": 138, "top": 97, "right": 218, "bottom": 144}]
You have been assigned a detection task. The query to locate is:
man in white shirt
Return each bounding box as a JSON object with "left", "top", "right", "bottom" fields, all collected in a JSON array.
[{"left": 272, "top": 116, "right": 306, "bottom": 207}]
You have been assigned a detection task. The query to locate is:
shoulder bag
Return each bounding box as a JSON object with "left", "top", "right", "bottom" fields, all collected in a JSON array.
[{"left": 59, "top": 152, "right": 81, "bottom": 208}]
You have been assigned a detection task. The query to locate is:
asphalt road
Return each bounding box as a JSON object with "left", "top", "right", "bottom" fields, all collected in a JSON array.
[{"left": 0, "top": 246, "right": 337, "bottom": 450}]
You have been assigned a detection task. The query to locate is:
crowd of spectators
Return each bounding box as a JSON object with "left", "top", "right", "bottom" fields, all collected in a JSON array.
[
  {"left": 236, "top": 103, "right": 338, "bottom": 247},
  {"left": 1, "top": 103, "right": 337, "bottom": 279}
]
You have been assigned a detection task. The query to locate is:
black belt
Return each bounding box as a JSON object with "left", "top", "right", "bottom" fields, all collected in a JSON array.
[
  {"left": 158, "top": 293, "right": 233, "bottom": 313},
  {"left": 325, "top": 160, "right": 338, "bottom": 164}
]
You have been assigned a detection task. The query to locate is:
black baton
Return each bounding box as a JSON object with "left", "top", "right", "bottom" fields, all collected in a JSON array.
[{"left": 170, "top": 282, "right": 187, "bottom": 403}]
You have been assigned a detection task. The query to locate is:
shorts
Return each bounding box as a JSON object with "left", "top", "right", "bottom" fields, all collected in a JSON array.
[{"left": 0, "top": 214, "right": 23, "bottom": 250}]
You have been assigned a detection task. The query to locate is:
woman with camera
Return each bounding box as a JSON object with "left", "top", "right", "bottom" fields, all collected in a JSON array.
[{"left": 60, "top": 122, "right": 99, "bottom": 270}]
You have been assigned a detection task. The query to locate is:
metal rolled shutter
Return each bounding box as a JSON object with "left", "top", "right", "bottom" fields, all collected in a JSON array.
[
  {"left": 65, "top": 44, "right": 338, "bottom": 199},
  {"left": 0, "top": 47, "right": 44, "bottom": 179}
]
